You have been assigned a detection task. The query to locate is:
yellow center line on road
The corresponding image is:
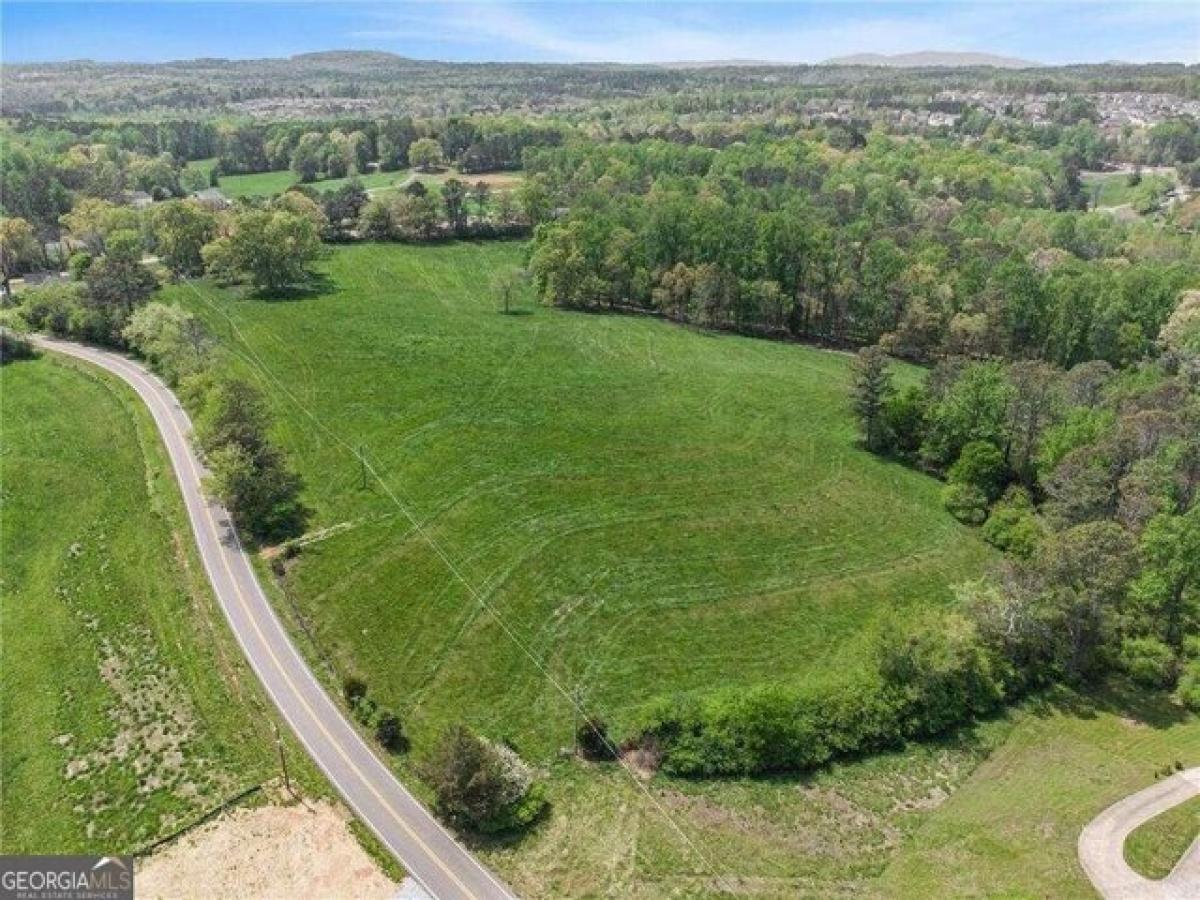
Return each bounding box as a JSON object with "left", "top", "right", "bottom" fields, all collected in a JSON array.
[{"left": 56, "top": 344, "right": 494, "bottom": 900}]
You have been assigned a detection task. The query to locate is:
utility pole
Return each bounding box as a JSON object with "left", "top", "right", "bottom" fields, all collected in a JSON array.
[{"left": 272, "top": 720, "right": 294, "bottom": 799}]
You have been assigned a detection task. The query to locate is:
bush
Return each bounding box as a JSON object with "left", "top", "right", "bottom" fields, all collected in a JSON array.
[
  {"left": 981, "top": 487, "right": 1043, "bottom": 557},
  {"left": 1176, "top": 659, "right": 1200, "bottom": 711},
  {"left": 196, "top": 377, "right": 308, "bottom": 542},
  {"left": 1119, "top": 637, "right": 1178, "bottom": 689},
  {"left": 375, "top": 711, "right": 410, "bottom": 754},
  {"left": 67, "top": 252, "right": 93, "bottom": 281},
  {"left": 19, "top": 282, "right": 83, "bottom": 336},
  {"left": 576, "top": 717, "right": 616, "bottom": 761},
  {"left": 634, "top": 675, "right": 909, "bottom": 778},
  {"left": 633, "top": 610, "right": 1008, "bottom": 779},
  {"left": 877, "top": 613, "right": 1005, "bottom": 738},
  {"left": 342, "top": 676, "right": 368, "bottom": 706},
  {"left": 0, "top": 326, "right": 35, "bottom": 362},
  {"left": 942, "top": 481, "right": 989, "bottom": 525},
  {"left": 948, "top": 440, "right": 1008, "bottom": 502},
  {"left": 881, "top": 385, "right": 928, "bottom": 460}
]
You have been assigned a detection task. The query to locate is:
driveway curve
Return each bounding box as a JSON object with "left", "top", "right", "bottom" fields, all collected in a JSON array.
[
  {"left": 34, "top": 336, "right": 517, "bottom": 900},
  {"left": 1078, "top": 767, "right": 1200, "bottom": 899}
]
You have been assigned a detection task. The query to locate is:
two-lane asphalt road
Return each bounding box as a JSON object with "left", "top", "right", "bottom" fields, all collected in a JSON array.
[{"left": 35, "top": 336, "right": 516, "bottom": 900}]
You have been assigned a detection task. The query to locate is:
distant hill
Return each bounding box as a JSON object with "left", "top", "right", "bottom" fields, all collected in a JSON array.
[
  {"left": 823, "top": 51, "right": 1041, "bottom": 69},
  {"left": 656, "top": 59, "right": 784, "bottom": 69}
]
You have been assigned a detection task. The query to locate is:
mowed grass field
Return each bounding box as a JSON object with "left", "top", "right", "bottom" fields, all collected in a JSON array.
[
  {"left": 1083, "top": 170, "right": 1175, "bottom": 208},
  {"left": 184, "top": 158, "right": 413, "bottom": 198},
  {"left": 881, "top": 682, "right": 1199, "bottom": 897},
  {"left": 166, "top": 241, "right": 991, "bottom": 760},
  {"left": 0, "top": 355, "right": 294, "bottom": 852}
]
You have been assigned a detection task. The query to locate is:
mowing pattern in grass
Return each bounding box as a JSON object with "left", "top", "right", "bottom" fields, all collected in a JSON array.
[
  {"left": 166, "top": 241, "right": 991, "bottom": 762},
  {"left": 1124, "top": 793, "right": 1200, "bottom": 880},
  {"left": 0, "top": 356, "right": 278, "bottom": 852},
  {"left": 881, "top": 682, "right": 1200, "bottom": 898}
]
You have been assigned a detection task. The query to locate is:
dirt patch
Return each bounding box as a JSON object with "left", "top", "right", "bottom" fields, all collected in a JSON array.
[{"left": 135, "top": 800, "right": 399, "bottom": 899}]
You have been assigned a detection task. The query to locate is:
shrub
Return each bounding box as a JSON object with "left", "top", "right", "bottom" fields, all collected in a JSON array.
[
  {"left": 948, "top": 440, "right": 1008, "bottom": 502},
  {"left": 1176, "top": 659, "right": 1200, "bottom": 712},
  {"left": 1119, "top": 637, "right": 1178, "bottom": 689},
  {"left": 342, "top": 676, "right": 368, "bottom": 706},
  {"left": 942, "top": 481, "right": 989, "bottom": 525},
  {"left": 0, "top": 326, "right": 35, "bottom": 362},
  {"left": 877, "top": 613, "right": 1005, "bottom": 738},
  {"left": 981, "top": 487, "right": 1043, "bottom": 557},
  {"left": 67, "top": 252, "right": 93, "bottom": 281},
  {"left": 19, "top": 282, "right": 83, "bottom": 336},
  {"left": 881, "top": 385, "right": 928, "bottom": 460},
  {"left": 634, "top": 675, "right": 911, "bottom": 778},
  {"left": 375, "top": 711, "right": 410, "bottom": 754},
  {"left": 576, "top": 717, "right": 616, "bottom": 761}
]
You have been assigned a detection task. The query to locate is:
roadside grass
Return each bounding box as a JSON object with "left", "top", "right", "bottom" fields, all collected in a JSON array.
[
  {"left": 1124, "top": 792, "right": 1199, "bottom": 880},
  {"left": 0, "top": 354, "right": 323, "bottom": 853},
  {"left": 880, "top": 681, "right": 1200, "bottom": 898}
]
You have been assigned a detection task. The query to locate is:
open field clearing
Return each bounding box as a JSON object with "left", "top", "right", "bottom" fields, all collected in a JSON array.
[
  {"left": 166, "top": 240, "right": 992, "bottom": 758},
  {"left": 183, "top": 159, "right": 414, "bottom": 198},
  {"left": 183, "top": 158, "right": 518, "bottom": 200},
  {"left": 880, "top": 682, "right": 1200, "bottom": 897},
  {"left": 1082, "top": 170, "right": 1175, "bottom": 209},
  {"left": 160, "top": 239, "right": 1005, "bottom": 892},
  {"left": 0, "top": 355, "right": 297, "bottom": 852}
]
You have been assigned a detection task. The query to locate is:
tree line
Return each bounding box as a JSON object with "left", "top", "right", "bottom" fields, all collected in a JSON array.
[{"left": 526, "top": 133, "right": 1198, "bottom": 366}]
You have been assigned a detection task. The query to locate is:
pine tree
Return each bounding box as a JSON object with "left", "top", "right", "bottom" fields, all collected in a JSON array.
[{"left": 850, "top": 346, "right": 894, "bottom": 453}]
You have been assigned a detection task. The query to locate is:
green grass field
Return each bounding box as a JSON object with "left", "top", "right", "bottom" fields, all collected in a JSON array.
[
  {"left": 0, "top": 354, "right": 308, "bottom": 853},
  {"left": 162, "top": 239, "right": 995, "bottom": 894},
  {"left": 183, "top": 159, "right": 412, "bottom": 199},
  {"left": 1125, "top": 792, "right": 1199, "bottom": 879},
  {"left": 1083, "top": 171, "right": 1174, "bottom": 209},
  {"left": 881, "top": 682, "right": 1200, "bottom": 897},
  {"left": 165, "top": 240, "right": 990, "bottom": 758}
]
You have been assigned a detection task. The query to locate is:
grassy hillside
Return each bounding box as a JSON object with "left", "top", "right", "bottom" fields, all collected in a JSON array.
[
  {"left": 881, "top": 682, "right": 1199, "bottom": 897},
  {"left": 0, "top": 355, "right": 289, "bottom": 852},
  {"left": 166, "top": 241, "right": 991, "bottom": 759}
]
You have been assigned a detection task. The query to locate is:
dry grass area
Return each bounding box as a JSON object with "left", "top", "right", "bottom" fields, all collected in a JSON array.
[{"left": 135, "top": 800, "right": 399, "bottom": 899}]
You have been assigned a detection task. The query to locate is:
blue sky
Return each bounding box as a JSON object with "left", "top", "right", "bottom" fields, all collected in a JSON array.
[{"left": 3, "top": 2, "right": 1197, "bottom": 66}]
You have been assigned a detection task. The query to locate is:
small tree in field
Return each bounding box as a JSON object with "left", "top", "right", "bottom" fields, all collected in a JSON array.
[
  {"left": 419, "top": 724, "right": 546, "bottom": 833},
  {"left": 850, "top": 346, "right": 894, "bottom": 453},
  {"left": 491, "top": 268, "right": 524, "bottom": 314}
]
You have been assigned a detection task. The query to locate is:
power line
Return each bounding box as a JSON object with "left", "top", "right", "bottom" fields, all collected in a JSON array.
[{"left": 181, "top": 279, "right": 734, "bottom": 892}]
